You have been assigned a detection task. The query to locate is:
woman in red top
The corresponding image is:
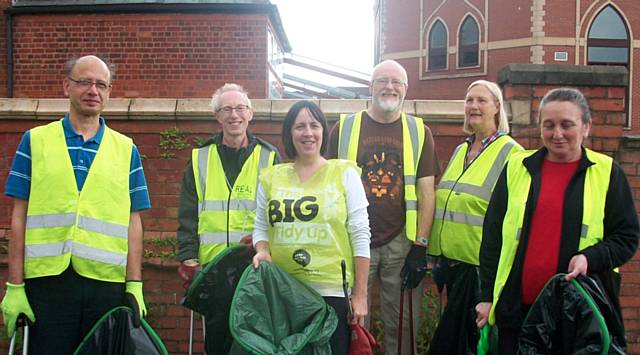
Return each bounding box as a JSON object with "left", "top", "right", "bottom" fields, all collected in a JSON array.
[{"left": 475, "top": 88, "right": 639, "bottom": 354}]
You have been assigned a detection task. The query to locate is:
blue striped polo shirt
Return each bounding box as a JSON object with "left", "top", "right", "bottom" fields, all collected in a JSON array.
[{"left": 4, "top": 115, "right": 151, "bottom": 211}]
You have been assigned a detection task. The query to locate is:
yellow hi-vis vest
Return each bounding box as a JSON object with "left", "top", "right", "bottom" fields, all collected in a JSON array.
[
  {"left": 429, "top": 135, "right": 522, "bottom": 265},
  {"left": 488, "top": 148, "right": 612, "bottom": 326},
  {"left": 26, "top": 120, "right": 133, "bottom": 282},
  {"left": 192, "top": 143, "right": 275, "bottom": 265},
  {"left": 260, "top": 160, "right": 358, "bottom": 296},
  {"left": 338, "top": 110, "right": 425, "bottom": 241}
]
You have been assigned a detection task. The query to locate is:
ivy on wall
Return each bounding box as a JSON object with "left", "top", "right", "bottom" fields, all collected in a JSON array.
[{"left": 159, "top": 127, "right": 190, "bottom": 159}]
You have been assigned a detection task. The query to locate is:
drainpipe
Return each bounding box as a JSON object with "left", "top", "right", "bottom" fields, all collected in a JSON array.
[{"left": 5, "top": 11, "right": 13, "bottom": 97}]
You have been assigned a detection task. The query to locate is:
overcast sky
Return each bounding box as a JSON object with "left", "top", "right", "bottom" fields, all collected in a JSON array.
[{"left": 270, "top": 0, "right": 374, "bottom": 79}]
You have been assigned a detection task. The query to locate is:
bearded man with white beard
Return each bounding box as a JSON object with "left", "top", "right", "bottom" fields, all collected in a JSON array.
[{"left": 327, "top": 60, "right": 440, "bottom": 354}]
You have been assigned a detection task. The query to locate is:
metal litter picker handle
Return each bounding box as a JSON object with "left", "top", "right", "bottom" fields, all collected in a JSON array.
[
  {"left": 341, "top": 259, "right": 353, "bottom": 317},
  {"left": 8, "top": 317, "right": 29, "bottom": 355}
]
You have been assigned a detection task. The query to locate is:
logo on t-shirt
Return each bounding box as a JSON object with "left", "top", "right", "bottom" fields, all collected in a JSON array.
[
  {"left": 268, "top": 196, "right": 319, "bottom": 226},
  {"left": 292, "top": 249, "right": 311, "bottom": 267},
  {"left": 362, "top": 150, "right": 402, "bottom": 200}
]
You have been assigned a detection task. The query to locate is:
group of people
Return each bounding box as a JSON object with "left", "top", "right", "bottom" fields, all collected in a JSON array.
[{"left": 2, "top": 54, "right": 638, "bottom": 355}]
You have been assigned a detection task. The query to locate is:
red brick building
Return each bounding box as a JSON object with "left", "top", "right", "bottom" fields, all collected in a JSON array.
[
  {"left": 0, "top": 0, "right": 290, "bottom": 99},
  {"left": 375, "top": 0, "right": 640, "bottom": 133}
]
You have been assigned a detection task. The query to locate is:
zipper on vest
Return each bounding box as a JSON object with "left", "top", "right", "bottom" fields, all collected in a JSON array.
[{"left": 225, "top": 174, "right": 232, "bottom": 247}]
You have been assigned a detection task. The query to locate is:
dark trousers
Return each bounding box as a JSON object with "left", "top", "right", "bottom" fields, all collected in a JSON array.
[
  {"left": 25, "top": 267, "right": 125, "bottom": 355},
  {"left": 325, "top": 296, "right": 350, "bottom": 355},
  {"left": 497, "top": 304, "right": 531, "bottom": 355},
  {"left": 498, "top": 327, "right": 520, "bottom": 355}
]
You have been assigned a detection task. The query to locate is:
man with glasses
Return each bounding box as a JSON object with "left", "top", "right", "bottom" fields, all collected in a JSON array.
[
  {"left": 177, "top": 83, "right": 279, "bottom": 354},
  {"left": 328, "top": 60, "right": 439, "bottom": 354},
  {"left": 2, "top": 55, "right": 150, "bottom": 353}
]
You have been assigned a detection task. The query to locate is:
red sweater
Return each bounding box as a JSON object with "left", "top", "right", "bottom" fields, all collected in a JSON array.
[{"left": 521, "top": 158, "right": 580, "bottom": 304}]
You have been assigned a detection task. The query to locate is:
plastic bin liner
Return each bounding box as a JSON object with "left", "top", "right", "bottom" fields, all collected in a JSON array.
[
  {"left": 519, "top": 274, "right": 625, "bottom": 355},
  {"left": 73, "top": 306, "right": 168, "bottom": 355},
  {"left": 182, "top": 244, "right": 255, "bottom": 354},
  {"left": 229, "top": 261, "right": 338, "bottom": 355}
]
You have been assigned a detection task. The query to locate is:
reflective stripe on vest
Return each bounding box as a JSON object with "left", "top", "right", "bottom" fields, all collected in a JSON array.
[
  {"left": 488, "top": 148, "right": 612, "bottom": 326},
  {"left": 338, "top": 110, "right": 425, "bottom": 241},
  {"left": 429, "top": 136, "right": 522, "bottom": 265},
  {"left": 437, "top": 139, "right": 518, "bottom": 202},
  {"left": 26, "top": 240, "right": 126, "bottom": 267},
  {"left": 25, "top": 120, "right": 132, "bottom": 282},
  {"left": 199, "top": 231, "right": 247, "bottom": 244},
  {"left": 192, "top": 143, "right": 274, "bottom": 264},
  {"left": 198, "top": 200, "right": 258, "bottom": 213},
  {"left": 26, "top": 214, "right": 128, "bottom": 238}
]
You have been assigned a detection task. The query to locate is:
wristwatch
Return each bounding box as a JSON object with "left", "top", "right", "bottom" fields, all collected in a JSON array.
[{"left": 415, "top": 237, "right": 429, "bottom": 247}]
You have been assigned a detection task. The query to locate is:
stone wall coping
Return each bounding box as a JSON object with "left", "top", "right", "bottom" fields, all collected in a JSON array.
[
  {"left": 0, "top": 98, "right": 465, "bottom": 122},
  {"left": 498, "top": 64, "right": 629, "bottom": 87}
]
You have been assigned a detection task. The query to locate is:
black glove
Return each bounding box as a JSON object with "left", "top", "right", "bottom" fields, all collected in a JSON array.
[
  {"left": 400, "top": 244, "right": 428, "bottom": 289},
  {"left": 124, "top": 292, "right": 141, "bottom": 328}
]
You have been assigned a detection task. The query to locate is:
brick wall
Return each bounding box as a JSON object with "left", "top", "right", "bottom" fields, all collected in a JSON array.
[
  {"left": 0, "top": 114, "right": 286, "bottom": 354},
  {"left": 381, "top": 0, "right": 640, "bottom": 135},
  {"left": 0, "top": 88, "right": 638, "bottom": 353},
  {"left": 0, "top": 0, "right": 9, "bottom": 98},
  {"left": 5, "top": 12, "right": 270, "bottom": 99}
]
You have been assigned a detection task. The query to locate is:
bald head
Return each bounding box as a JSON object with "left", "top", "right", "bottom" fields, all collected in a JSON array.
[
  {"left": 371, "top": 60, "right": 408, "bottom": 85},
  {"left": 65, "top": 55, "right": 115, "bottom": 83}
]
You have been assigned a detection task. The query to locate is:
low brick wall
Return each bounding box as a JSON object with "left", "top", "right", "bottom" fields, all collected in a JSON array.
[{"left": 0, "top": 83, "right": 639, "bottom": 352}]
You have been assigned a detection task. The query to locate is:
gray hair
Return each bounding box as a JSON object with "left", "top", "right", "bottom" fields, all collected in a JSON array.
[
  {"left": 210, "top": 83, "right": 252, "bottom": 113},
  {"left": 463, "top": 80, "right": 510, "bottom": 134},
  {"left": 65, "top": 55, "right": 116, "bottom": 82},
  {"left": 538, "top": 87, "right": 591, "bottom": 124}
]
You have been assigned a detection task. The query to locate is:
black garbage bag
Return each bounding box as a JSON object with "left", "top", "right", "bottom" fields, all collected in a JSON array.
[
  {"left": 182, "top": 244, "right": 255, "bottom": 355},
  {"left": 428, "top": 262, "right": 479, "bottom": 355},
  {"left": 518, "top": 274, "right": 626, "bottom": 355},
  {"left": 228, "top": 261, "right": 338, "bottom": 355},
  {"left": 73, "top": 306, "right": 168, "bottom": 355}
]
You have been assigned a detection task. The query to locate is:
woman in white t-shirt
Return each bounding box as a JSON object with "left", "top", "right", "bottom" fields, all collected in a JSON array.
[{"left": 252, "top": 100, "right": 371, "bottom": 355}]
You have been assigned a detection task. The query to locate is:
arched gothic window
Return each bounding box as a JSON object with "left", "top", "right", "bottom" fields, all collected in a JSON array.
[
  {"left": 459, "top": 16, "right": 479, "bottom": 67},
  {"left": 428, "top": 20, "right": 447, "bottom": 70},
  {"left": 587, "top": 6, "right": 629, "bottom": 65}
]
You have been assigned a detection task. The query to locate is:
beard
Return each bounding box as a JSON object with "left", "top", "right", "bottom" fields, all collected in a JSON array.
[{"left": 374, "top": 95, "right": 402, "bottom": 112}]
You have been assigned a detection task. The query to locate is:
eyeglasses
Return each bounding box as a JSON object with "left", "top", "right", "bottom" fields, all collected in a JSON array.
[
  {"left": 217, "top": 105, "right": 251, "bottom": 114},
  {"left": 372, "top": 78, "right": 406, "bottom": 88},
  {"left": 68, "top": 77, "right": 111, "bottom": 92}
]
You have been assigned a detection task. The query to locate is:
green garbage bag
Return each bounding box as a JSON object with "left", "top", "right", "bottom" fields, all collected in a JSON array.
[
  {"left": 476, "top": 324, "right": 499, "bottom": 355},
  {"left": 229, "top": 261, "right": 338, "bottom": 355}
]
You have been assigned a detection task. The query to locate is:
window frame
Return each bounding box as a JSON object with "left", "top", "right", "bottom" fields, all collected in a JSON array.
[
  {"left": 457, "top": 15, "right": 480, "bottom": 68},
  {"left": 427, "top": 19, "right": 448, "bottom": 71}
]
